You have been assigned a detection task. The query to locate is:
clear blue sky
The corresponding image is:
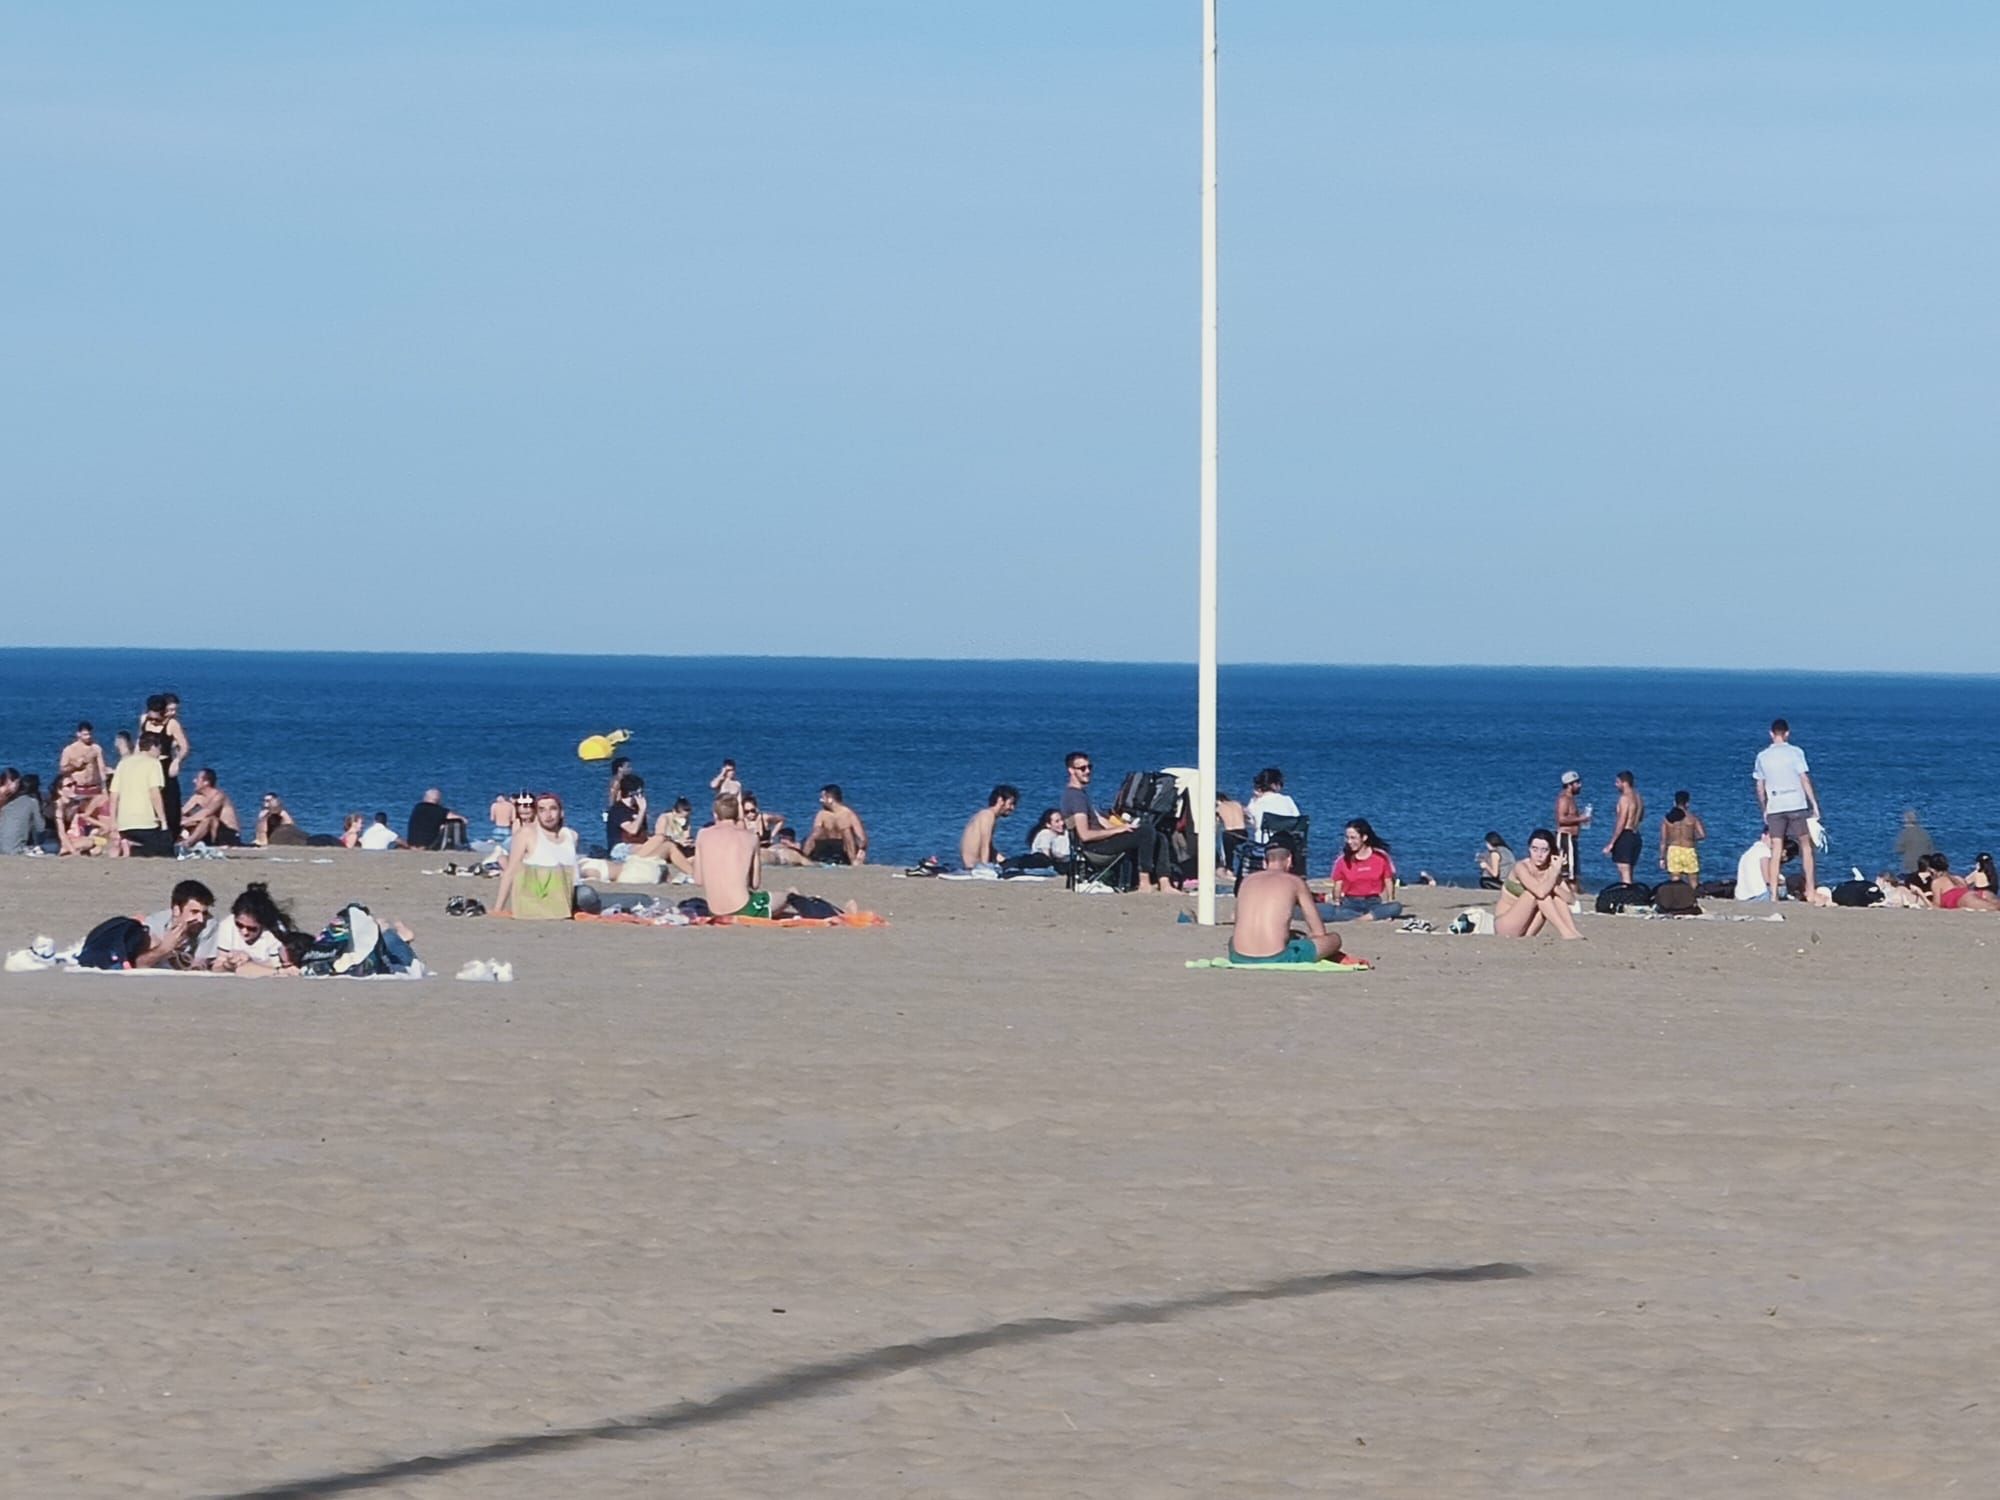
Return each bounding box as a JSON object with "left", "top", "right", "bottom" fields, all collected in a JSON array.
[{"left": 6, "top": 2, "right": 1997, "bottom": 669}]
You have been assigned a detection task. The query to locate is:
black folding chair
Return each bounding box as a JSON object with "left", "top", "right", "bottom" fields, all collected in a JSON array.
[{"left": 1235, "top": 813, "right": 1310, "bottom": 878}]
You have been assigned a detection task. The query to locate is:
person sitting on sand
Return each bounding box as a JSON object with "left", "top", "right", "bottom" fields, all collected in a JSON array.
[
  {"left": 1322, "top": 818, "right": 1405, "bottom": 922},
  {"left": 1216, "top": 789, "right": 1248, "bottom": 870},
  {"left": 693, "top": 792, "right": 766, "bottom": 917},
  {"left": 1735, "top": 837, "right": 1799, "bottom": 901},
  {"left": 1874, "top": 871, "right": 1931, "bottom": 909},
  {"left": 357, "top": 812, "right": 405, "bottom": 851},
  {"left": 1477, "top": 831, "right": 1513, "bottom": 889},
  {"left": 1493, "top": 829, "right": 1585, "bottom": 939},
  {"left": 1229, "top": 844, "right": 1343, "bottom": 964},
  {"left": 605, "top": 774, "right": 648, "bottom": 856},
  {"left": 339, "top": 812, "right": 365, "bottom": 848},
  {"left": 959, "top": 784, "right": 1020, "bottom": 869},
  {"left": 57, "top": 772, "right": 112, "bottom": 856},
  {"left": 256, "top": 793, "right": 309, "bottom": 847},
  {"left": 179, "top": 768, "right": 241, "bottom": 848},
  {"left": 799, "top": 784, "right": 868, "bottom": 865},
  {"left": 1928, "top": 852, "right": 2000, "bottom": 911},
  {"left": 405, "top": 788, "right": 466, "bottom": 851},
  {"left": 0, "top": 774, "right": 47, "bottom": 854},
  {"left": 56, "top": 721, "right": 108, "bottom": 798},
  {"left": 497, "top": 792, "right": 579, "bottom": 919},
  {"left": 1245, "top": 767, "right": 1300, "bottom": 844},
  {"left": 76, "top": 878, "right": 217, "bottom": 970},
  {"left": 1028, "top": 808, "right": 1071, "bottom": 864}
]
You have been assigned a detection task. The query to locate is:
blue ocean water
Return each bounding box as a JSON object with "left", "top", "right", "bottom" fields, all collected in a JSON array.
[{"left": 1, "top": 649, "right": 1993, "bottom": 883}]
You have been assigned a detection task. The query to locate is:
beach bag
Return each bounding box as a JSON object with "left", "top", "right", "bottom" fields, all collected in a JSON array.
[
  {"left": 1594, "top": 881, "right": 1656, "bottom": 915},
  {"left": 1652, "top": 881, "right": 1700, "bottom": 915},
  {"left": 783, "top": 894, "right": 842, "bottom": 920},
  {"left": 1830, "top": 879, "right": 1883, "bottom": 908},
  {"left": 297, "top": 904, "right": 390, "bottom": 978}
]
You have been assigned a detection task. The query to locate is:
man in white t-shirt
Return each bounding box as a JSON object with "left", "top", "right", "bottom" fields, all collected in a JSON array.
[
  {"left": 1753, "top": 718, "right": 1820, "bottom": 899},
  {"left": 358, "top": 813, "right": 404, "bottom": 851},
  {"left": 1735, "top": 837, "right": 1799, "bottom": 901}
]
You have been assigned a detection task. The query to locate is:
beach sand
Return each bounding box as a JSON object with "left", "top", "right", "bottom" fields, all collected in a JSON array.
[{"left": 2, "top": 853, "right": 1995, "bottom": 1496}]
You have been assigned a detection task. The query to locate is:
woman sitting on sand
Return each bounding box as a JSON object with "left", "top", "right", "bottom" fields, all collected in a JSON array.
[
  {"left": 1321, "top": 819, "right": 1405, "bottom": 922},
  {"left": 255, "top": 793, "right": 310, "bottom": 847},
  {"left": 1934, "top": 853, "right": 2000, "bottom": 911},
  {"left": 497, "top": 792, "right": 578, "bottom": 919},
  {"left": 1477, "top": 831, "right": 1513, "bottom": 890},
  {"left": 1025, "top": 807, "right": 1072, "bottom": 867},
  {"left": 1493, "top": 829, "right": 1584, "bottom": 939}
]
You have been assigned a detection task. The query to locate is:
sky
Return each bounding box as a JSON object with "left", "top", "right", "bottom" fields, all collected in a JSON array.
[{"left": 4, "top": 1, "right": 1998, "bottom": 670}]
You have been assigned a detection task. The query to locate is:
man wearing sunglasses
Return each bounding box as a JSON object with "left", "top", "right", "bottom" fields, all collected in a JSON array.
[{"left": 1059, "top": 752, "right": 1175, "bottom": 893}]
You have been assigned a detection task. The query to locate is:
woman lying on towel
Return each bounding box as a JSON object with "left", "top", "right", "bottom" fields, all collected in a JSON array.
[{"left": 1493, "top": 829, "right": 1584, "bottom": 940}]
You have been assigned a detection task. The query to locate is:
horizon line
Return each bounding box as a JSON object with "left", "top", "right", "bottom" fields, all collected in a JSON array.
[{"left": 1, "top": 644, "right": 1995, "bottom": 682}]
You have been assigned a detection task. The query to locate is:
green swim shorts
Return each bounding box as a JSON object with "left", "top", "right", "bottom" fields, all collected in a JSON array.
[
  {"left": 732, "top": 891, "right": 771, "bottom": 919},
  {"left": 1226, "top": 936, "right": 1321, "bottom": 965}
]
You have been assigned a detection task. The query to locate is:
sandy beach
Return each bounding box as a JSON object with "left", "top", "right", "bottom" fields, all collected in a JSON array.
[{"left": 3, "top": 852, "right": 1996, "bottom": 1496}]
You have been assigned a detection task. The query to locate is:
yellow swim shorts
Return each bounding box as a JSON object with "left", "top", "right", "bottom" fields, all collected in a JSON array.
[{"left": 1665, "top": 845, "right": 1700, "bottom": 877}]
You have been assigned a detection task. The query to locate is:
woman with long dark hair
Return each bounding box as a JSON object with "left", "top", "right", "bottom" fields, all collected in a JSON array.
[{"left": 1321, "top": 818, "right": 1405, "bottom": 922}]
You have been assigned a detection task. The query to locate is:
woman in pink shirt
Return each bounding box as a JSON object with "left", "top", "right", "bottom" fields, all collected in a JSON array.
[{"left": 1322, "top": 818, "right": 1405, "bottom": 922}]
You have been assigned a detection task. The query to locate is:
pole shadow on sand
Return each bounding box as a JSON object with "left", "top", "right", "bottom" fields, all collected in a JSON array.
[{"left": 213, "top": 1262, "right": 1531, "bottom": 1498}]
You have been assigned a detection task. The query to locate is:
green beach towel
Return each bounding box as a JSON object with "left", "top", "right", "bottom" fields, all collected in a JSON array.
[{"left": 1185, "top": 956, "right": 1370, "bottom": 972}]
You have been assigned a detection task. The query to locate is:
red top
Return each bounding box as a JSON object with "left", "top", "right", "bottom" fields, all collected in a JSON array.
[{"left": 1331, "top": 848, "right": 1396, "bottom": 898}]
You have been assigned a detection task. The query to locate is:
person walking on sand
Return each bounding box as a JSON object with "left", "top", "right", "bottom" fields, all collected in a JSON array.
[
  {"left": 1555, "top": 771, "right": 1591, "bottom": 888},
  {"left": 1657, "top": 790, "right": 1706, "bottom": 886},
  {"left": 1229, "top": 844, "right": 1343, "bottom": 964},
  {"left": 1755, "top": 718, "right": 1821, "bottom": 901},
  {"left": 1601, "top": 771, "right": 1645, "bottom": 885}
]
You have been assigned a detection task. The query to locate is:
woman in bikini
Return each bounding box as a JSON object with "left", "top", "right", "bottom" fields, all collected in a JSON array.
[
  {"left": 1937, "top": 853, "right": 2000, "bottom": 911},
  {"left": 1493, "top": 828, "right": 1585, "bottom": 939},
  {"left": 498, "top": 792, "right": 578, "bottom": 919}
]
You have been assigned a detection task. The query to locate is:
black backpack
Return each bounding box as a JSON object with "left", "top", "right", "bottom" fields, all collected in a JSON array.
[
  {"left": 1594, "top": 881, "right": 1657, "bottom": 914},
  {"left": 1653, "top": 881, "right": 1700, "bottom": 915},
  {"left": 1830, "top": 879, "right": 1883, "bottom": 908}
]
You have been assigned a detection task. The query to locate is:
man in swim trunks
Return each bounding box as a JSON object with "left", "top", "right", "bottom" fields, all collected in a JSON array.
[
  {"left": 1230, "top": 845, "right": 1343, "bottom": 963},
  {"left": 179, "top": 768, "right": 242, "bottom": 847},
  {"left": 958, "top": 784, "right": 1019, "bottom": 869},
  {"left": 57, "top": 722, "right": 108, "bottom": 796},
  {"left": 799, "top": 784, "right": 868, "bottom": 865},
  {"left": 1657, "top": 789, "right": 1706, "bottom": 886},
  {"left": 1600, "top": 771, "right": 1645, "bottom": 885},
  {"left": 1555, "top": 771, "right": 1590, "bottom": 890},
  {"left": 694, "top": 792, "right": 765, "bottom": 916}
]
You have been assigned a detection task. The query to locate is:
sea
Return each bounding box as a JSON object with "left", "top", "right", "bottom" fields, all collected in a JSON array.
[{"left": 1, "top": 650, "right": 1994, "bottom": 884}]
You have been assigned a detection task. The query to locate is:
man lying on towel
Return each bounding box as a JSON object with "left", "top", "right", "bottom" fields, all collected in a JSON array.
[{"left": 1230, "top": 845, "right": 1343, "bottom": 965}]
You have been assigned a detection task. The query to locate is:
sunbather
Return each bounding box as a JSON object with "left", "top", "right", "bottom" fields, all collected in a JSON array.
[
  {"left": 1229, "top": 845, "right": 1343, "bottom": 963},
  {"left": 1493, "top": 829, "right": 1584, "bottom": 939}
]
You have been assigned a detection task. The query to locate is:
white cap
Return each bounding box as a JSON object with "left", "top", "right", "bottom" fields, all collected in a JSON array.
[{"left": 1560, "top": 770, "right": 1581, "bottom": 785}]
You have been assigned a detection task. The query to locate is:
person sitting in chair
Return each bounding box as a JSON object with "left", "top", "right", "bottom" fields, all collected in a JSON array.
[
  {"left": 1229, "top": 845, "right": 1342, "bottom": 964},
  {"left": 1059, "top": 751, "right": 1174, "bottom": 893}
]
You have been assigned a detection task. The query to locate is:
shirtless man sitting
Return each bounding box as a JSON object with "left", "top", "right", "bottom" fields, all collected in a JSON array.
[
  {"left": 179, "top": 768, "right": 242, "bottom": 847},
  {"left": 958, "top": 784, "right": 1019, "bottom": 869},
  {"left": 57, "top": 722, "right": 108, "bottom": 796},
  {"left": 1229, "top": 845, "right": 1343, "bottom": 963},
  {"left": 693, "top": 793, "right": 767, "bottom": 917},
  {"left": 799, "top": 784, "right": 868, "bottom": 865}
]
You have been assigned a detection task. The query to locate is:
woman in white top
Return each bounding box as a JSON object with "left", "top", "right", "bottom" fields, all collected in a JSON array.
[
  {"left": 1027, "top": 808, "right": 1072, "bottom": 863},
  {"left": 1244, "top": 767, "right": 1300, "bottom": 842},
  {"left": 499, "top": 792, "right": 579, "bottom": 919}
]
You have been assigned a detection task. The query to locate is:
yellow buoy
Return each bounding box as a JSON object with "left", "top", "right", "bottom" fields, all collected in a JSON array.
[{"left": 576, "top": 728, "right": 634, "bottom": 762}]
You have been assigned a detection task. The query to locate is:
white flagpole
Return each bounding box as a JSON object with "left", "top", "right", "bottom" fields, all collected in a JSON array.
[{"left": 1195, "top": 0, "right": 1220, "bottom": 926}]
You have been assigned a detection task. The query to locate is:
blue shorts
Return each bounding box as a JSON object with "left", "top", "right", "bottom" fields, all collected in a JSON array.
[{"left": 1227, "top": 936, "right": 1321, "bottom": 965}]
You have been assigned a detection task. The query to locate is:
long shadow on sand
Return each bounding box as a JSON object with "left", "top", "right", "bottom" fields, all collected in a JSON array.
[{"left": 214, "top": 1261, "right": 1531, "bottom": 1498}]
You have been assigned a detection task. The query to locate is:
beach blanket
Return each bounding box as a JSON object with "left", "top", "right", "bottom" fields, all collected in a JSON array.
[
  {"left": 1185, "top": 955, "right": 1370, "bottom": 972},
  {"left": 572, "top": 910, "right": 888, "bottom": 930}
]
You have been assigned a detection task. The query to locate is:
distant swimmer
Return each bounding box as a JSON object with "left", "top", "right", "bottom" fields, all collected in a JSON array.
[
  {"left": 959, "top": 784, "right": 1020, "bottom": 869},
  {"left": 799, "top": 784, "right": 868, "bottom": 865},
  {"left": 1228, "top": 844, "right": 1342, "bottom": 964}
]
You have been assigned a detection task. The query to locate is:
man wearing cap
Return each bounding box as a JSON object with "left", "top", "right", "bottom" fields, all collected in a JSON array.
[{"left": 1555, "top": 771, "right": 1591, "bottom": 890}]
